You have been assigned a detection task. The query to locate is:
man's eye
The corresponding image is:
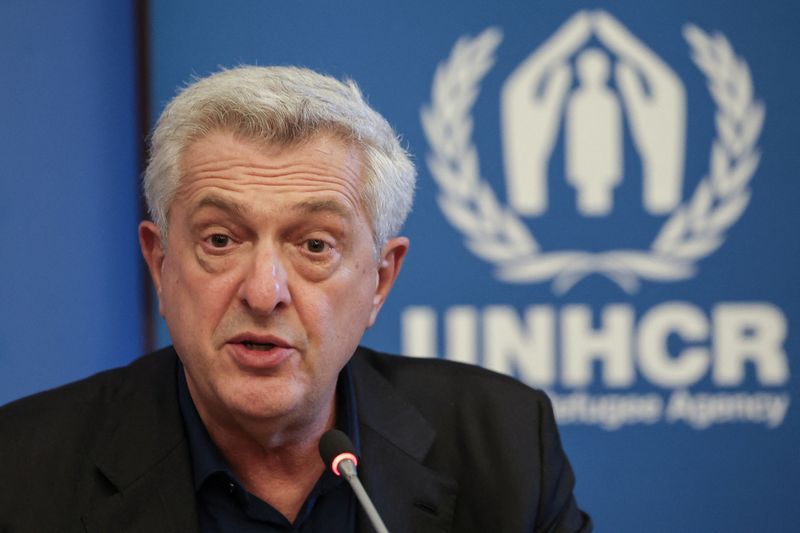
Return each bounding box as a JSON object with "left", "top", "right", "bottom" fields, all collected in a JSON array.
[
  {"left": 208, "top": 234, "right": 231, "bottom": 248},
  {"left": 305, "top": 239, "right": 328, "bottom": 253}
]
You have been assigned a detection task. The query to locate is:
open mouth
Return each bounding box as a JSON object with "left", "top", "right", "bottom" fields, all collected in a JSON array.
[
  {"left": 228, "top": 335, "right": 292, "bottom": 368},
  {"left": 242, "top": 341, "right": 276, "bottom": 351}
]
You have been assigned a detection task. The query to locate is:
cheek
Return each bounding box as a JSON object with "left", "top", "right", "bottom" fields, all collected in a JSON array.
[
  {"left": 160, "top": 253, "right": 239, "bottom": 326},
  {"left": 161, "top": 256, "right": 193, "bottom": 307},
  {"left": 325, "top": 270, "right": 377, "bottom": 327}
]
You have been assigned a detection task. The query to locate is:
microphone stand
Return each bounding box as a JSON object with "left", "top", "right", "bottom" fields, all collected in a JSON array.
[{"left": 337, "top": 458, "right": 390, "bottom": 533}]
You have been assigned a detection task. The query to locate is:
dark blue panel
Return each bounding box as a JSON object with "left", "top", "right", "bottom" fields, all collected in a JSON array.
[{"left": 0, "top": 0, "right": 143, "bottom": 404}]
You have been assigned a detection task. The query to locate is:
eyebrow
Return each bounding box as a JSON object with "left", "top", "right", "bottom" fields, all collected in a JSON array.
[
  {"left": 290, "top": 199, "right": 354, "bottom": 220},
  {"left": 192, "top": 195, "right": 250, "bottom": 219}
]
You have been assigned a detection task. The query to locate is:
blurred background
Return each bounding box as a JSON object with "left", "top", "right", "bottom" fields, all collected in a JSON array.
[{"left": 2, "top": 1, "right": 799, "bottom": 531}]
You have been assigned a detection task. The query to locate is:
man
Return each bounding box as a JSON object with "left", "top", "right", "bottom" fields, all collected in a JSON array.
[{"left": 0, "top": 66, "right": 591, "bottom": 532}]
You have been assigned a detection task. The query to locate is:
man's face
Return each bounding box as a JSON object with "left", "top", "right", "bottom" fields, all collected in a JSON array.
[{"left": 140, "top": 131, "right": 407, "bottom": 432}]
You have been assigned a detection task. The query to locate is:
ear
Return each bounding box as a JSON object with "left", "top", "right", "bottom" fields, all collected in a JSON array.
[
  {"left": 139, "top": 221, "right": 166, "bottom": 314},
  {"left": 368, "top": 237, "right": 409, "bottom": 327}
]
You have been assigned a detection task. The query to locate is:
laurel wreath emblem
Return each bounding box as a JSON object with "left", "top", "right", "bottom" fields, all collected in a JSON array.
[{"left": 421, "top": 25, "right": 764, "bottom": 294}]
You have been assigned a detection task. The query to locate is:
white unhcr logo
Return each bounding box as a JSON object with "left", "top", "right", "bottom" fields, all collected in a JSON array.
[
  {"left": 403, "top": 302, "right": 789, "bottom": 390},
  {"left": 414, "top": 11, "right": 788, "bottom": 431},
  {"left": 421, "top": 10, "right": 764, "bottom": 294},
  {"left": 402, "top": 302, "right": 792, "bottom": 430}
]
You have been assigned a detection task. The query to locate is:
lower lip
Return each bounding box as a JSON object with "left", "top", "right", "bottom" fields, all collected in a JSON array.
[{"left": 227, "top": 343, "right": 294, "bottom": 370}]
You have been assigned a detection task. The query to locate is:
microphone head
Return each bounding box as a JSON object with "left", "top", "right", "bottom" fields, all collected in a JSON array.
[{"left": 319, "top": 429, "right": 358, "bottom": 476}]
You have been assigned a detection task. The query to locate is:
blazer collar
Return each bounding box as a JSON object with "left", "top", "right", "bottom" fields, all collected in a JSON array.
[
  {"left": 350, "top": 350, "right": 457, "bottom": 533},
  {"left": 83, "top": 348, "right": 198, "bottom": 533}
]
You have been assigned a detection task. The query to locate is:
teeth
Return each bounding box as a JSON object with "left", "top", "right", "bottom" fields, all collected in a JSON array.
[{"left": 243, "top": 341, "right": 275, "bottom": 351}]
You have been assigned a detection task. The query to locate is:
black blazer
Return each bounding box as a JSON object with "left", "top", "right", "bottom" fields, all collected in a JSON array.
[{"left": 0, "top": 346, "right": 591, "bottom": 532}]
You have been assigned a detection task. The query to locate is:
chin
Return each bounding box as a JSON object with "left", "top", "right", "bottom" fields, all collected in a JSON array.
[{"left": 222, "top": 379, "right": 307, "bottom": 421}]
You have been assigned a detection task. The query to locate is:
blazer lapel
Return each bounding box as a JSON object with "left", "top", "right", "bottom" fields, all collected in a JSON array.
[
  {"left": 351, "top": 353, "right": 457, "bottom": 533},
  {"left": 82, "top": 349, "right": 198, "bottom": 533}
]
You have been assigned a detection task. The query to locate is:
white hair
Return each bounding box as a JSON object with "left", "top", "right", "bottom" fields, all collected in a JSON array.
[{"left": 144, "top": 65, "right": 416, "bottom": 248}]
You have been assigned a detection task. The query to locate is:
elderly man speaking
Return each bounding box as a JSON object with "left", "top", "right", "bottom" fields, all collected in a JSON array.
[{"left": 0, "top": 66, "right": 591, "bottom": 532}]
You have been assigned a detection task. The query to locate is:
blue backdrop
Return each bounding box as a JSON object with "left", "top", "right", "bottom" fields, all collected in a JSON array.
[
  {"left": 0, "top": 0, "right": 143, "bottom": 404},
  {"left": 3, "top": 1, "right": 799, "bottom": 531}
]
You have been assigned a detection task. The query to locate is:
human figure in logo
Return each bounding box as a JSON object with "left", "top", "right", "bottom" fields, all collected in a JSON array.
[{"left": 565, "top": 48, "right": 623, "bottom": 216}]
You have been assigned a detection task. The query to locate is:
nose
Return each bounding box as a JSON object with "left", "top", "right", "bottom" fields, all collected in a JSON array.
[{"left": 237, "top": 246, "right": 291, "bottom": 315}]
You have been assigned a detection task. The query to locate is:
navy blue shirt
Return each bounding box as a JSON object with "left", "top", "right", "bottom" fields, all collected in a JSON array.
[{"left": 177, "top": 364, "right": 361, "bottom": 532}]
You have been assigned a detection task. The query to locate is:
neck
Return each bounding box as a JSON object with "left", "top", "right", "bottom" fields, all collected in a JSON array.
[
  {"left": 222, "top": 427, "right": 331, "bottom": 523},
  {"left": 191, "top": 386, "right": 338, "bottom": 523}
]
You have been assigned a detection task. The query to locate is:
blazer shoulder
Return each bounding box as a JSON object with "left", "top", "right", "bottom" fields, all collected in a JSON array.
[
  {"left": 354, "top": 345, "right": 551, "bottom": 406},
  {"left": 0, "top": 348, "right": 178, "bottom": 461},
  {"left": 0, "top": 348, "right": 176, "bottom": 424},
  {"left": 0, "top": 348, "right": 190, "bottom": 530}
]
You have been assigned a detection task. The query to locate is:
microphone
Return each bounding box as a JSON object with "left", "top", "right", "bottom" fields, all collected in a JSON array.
[{"left": 319, "top": 429, "right": 391, "bottom": 533}]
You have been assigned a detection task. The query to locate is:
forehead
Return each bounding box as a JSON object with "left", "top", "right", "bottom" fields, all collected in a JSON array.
[{"left": 172, "top": 130, "right": 368, "bottom": 219}]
